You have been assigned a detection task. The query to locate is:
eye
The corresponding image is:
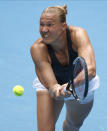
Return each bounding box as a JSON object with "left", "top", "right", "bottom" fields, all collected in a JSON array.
[
  {"left": 47, "top": 23, "right": 54, "bottom": 27},
  {"left": 40, "top": 22, "right": 44, "bottom": 26}
]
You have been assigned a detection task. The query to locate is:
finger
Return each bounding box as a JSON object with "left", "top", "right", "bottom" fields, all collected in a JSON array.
[
  {"left": 63, "top": 87, "right": 72, "bottom": 98},
  {"left": 63, "top": 83, "right": 68, "bottom": 87},
  {"left": 63, "top": 86, "right": 72, "bottom": 94},
  {"left": 60, "top": 89, "right": 66, "bottom": 96},
  {"left": 55, "top": 86, "right": 61, "bottom": 98},
  {"left": 67, "top": 90, "right": 72, "bottom": 95}
]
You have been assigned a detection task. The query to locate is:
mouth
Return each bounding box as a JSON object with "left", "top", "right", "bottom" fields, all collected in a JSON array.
[{"left": 42, "top": 34, "right": 50, "bottom": 40}]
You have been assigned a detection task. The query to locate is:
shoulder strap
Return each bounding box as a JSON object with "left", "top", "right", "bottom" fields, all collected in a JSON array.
[{"left": 66, "top": 27, "right": 73, "bottom": 66}]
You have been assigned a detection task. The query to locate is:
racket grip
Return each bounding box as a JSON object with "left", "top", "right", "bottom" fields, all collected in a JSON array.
[
  {"left": 72, "top": 91, "right": 79, "bottom": 101},
  {"left": 66, "top": 80, "right": 72, "bottom": 91},
  {"left": 66, "top": 81, "right": 79, "bottom": 101}
]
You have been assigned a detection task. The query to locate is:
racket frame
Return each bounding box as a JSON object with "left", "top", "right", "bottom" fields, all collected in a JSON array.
[{"left": 66, "top": 57, "right": 89, "bottom": 101}]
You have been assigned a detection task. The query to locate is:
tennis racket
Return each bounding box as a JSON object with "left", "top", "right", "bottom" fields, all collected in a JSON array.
[{"left": 66, "top": 56, "right": 89, "bottom": 101}]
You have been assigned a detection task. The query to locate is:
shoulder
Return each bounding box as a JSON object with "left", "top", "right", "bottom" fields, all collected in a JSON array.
[
  {"left": 30, "top": 38, "right": 49, "bottom": 59},
  {"left": 68, "top": 26, "right": 90, "bottom": 49},
  {"left": 30, "top": 38, "right": 50, "bottom": 64},
  {"left": 69, "top": 26, "right": 88, "bottom": 39},
  {"left": 30, "top": 38, "right": 48, "bottom": 53}
]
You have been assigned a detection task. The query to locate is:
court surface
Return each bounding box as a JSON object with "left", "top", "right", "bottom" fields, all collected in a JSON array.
[{"left": 0, "top": 1, "right": 107, "bottom": 131}]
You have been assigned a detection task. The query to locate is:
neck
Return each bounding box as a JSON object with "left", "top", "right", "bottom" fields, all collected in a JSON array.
[{"left": 51, "top": 31, "right": 67, "bottom": 53}]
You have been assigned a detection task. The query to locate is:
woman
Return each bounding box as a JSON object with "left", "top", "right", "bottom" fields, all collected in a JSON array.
[{"left": 31, "top": 5, "right": 100, "bottom": 131}]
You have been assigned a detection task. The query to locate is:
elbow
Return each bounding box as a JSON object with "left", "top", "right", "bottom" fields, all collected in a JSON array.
[{"left": 88, "top": 67, "right": 96, "bottom": 79}]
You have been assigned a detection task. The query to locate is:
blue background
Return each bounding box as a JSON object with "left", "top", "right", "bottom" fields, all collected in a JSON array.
[{"left": 0, "top": 1, "right": 107, "bottom": 131}]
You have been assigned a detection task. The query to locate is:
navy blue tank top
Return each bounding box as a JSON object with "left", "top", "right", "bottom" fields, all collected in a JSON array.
[{"left": 48, "top": 27, "right": 78, "bottom": 85}]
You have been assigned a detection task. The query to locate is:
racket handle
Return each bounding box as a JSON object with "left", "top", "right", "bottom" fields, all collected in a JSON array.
[
  {"left": 72, "top": 91, "right": 79, "bottom": 101},
  {"left": 66, "top": 81, "right": 79, "bottom": 101},
  {"left": 66, "top": 80, "right": 72, "bottom": 91}
]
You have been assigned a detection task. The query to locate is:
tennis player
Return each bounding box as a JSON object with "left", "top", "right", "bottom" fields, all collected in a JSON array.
[{"left": 31, "top": 5, "right": 100, "bottom": 131}]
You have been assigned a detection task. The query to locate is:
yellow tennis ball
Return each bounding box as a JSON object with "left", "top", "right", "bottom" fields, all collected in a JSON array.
[{"left": 13, "top": 85, "right": 24, "bottom": 96}]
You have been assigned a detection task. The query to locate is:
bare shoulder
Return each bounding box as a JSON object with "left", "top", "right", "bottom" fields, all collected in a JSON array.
[
  {"left": 69, "top": 26, "right": 90, "bottom": 50},
  {"left": 30, "top": 38, "right": 48, "bottom": 53},
  {"left": 30, "top": 38, "right": 50, "bottom": 64},
  {"left": 69, "top": 26, "right": 88, "bottom": 40}
]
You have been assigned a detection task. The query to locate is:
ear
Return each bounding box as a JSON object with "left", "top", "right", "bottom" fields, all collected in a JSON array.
[{"left": 62, "top": 22, "right": 67, "bottom": 31}]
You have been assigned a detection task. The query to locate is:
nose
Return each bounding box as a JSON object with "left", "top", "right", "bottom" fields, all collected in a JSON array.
[{"left": 41, "top": 26, "right": 49, "bottom": 33}]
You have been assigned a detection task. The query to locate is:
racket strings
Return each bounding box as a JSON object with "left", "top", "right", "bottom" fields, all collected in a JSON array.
[
  {"left": 73, "top": 58, "right": 88, "bottom": 100},
  {"left": 66, "top": 57, "right": 88, "bottom": 101}
]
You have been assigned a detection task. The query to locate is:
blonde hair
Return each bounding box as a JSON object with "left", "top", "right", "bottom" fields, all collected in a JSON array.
[{"left": 42, "top": 5, "right": 67, "bottom": 23}]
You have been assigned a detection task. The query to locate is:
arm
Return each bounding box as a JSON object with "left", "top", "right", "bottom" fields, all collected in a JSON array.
[
  {"left": 30, "top": 41, "right": 66, "bottom": 98},
  {"left": 30, "top": 41, "right": 57, "bottom": 89},
  {"left": 72, "top": 27, "right": 96, "bottom": 84}
]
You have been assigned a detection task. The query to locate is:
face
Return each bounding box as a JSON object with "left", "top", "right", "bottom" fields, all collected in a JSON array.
[{"left": 40, "top": 12, "right": 66, "bottom": 44}]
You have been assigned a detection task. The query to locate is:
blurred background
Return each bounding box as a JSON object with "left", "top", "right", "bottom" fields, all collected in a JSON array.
[{"left": 0, "top": 0, "right": 107, "bottom": 131}]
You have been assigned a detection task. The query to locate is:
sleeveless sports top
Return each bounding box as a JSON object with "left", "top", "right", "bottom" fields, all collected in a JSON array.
[{"left": 48, "top": 27, "right": 78, "bottom": 85}]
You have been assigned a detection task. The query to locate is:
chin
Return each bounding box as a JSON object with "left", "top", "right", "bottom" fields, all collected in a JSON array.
[{"left": 43, "top": 38, "right": 52, "bottom": 45}]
